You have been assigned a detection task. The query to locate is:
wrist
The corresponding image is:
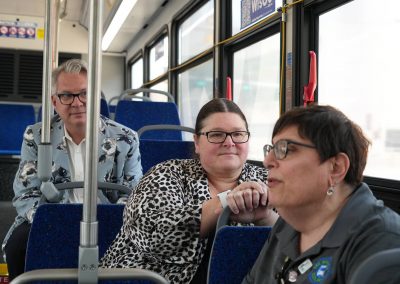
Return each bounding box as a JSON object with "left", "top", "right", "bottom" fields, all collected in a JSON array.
[{"left": 217, "top": 190, "right": 231, "bottom": 208}]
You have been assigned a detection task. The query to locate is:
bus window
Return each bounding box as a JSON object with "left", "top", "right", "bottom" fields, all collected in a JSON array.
[
  {"left": 318, "top": 0, "right": 400, "bottom": 181},
  {"left": 150, "top": 80, "right": 169, "bottom": 102},
  {"left": 130, "top": 57, "right": 143, "bottom": 90},
  {"left": 178, "top": 0, "right": 214, "bottom": 64},
  {"left": 178, "top": 59, "right": 213, "bottom": 140},
  {"left": 233, "top": 33, "right": 281, "bottom": 161},
  {"left": 149, "top": 35, "right": 169, "bottom": 81}
]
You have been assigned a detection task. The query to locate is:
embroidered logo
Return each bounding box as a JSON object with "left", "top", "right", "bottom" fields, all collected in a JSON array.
[{"left": 307, "top": 257, "right": 332, "bottom": 283}]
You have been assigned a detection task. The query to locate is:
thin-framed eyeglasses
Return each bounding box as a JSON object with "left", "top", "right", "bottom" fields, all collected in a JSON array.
[
  {"left": 198, "top": 131, "right": 250, "bottom": 144},
  {"left": 263, "top": 139, "right": 316, "bottom": 160},
  {"left": 56, "top": 91, "right": 87, "bottom": 105}
]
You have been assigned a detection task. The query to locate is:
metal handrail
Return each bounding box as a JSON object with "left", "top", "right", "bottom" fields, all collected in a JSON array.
[
  {"left": 55, "top": 181, "right": 131, "bottom": 195},
  {"left": 11, "top": 268, "right": 169, "bottom": 284},
  {"left": 108, "top": 88, "right": 175, "bottom": 107},
  {"left": 137, "top": 124, "right": 195, "bottom": 138}
]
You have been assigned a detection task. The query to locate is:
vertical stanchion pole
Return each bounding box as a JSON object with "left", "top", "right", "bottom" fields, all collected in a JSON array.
[{"left": 78, "top": 0, "right": 103, "bottom": 283}]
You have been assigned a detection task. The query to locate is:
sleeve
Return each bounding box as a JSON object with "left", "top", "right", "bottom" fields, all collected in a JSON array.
[
  {"left": 12, "top": 126, "right": 43, "bottom": 222},
  {"left": 118, "top": 130, "right": 143, "bottom": 202},
  {"left": 102, "top": 160, "right": 205, "bottom": 267}
]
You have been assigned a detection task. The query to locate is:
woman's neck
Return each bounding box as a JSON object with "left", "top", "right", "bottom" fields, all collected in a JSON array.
[
  {"left": 207, "top": 175, "right": 238, "bottom": 197},
  {"left": 281, "top": 185, "right": 353, "bottom": 253}
]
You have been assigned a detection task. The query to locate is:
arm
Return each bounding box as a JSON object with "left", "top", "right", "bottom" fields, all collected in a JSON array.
[
  {"left": 200, "top": 181, "right": 278, "bottom": 237},
  {"left": 105, "top": 160, "right": 205, "bottom": 263},
  {"left": 210, "top": 181, "right": 278, "bottom": 227},
  {"left": 12, "top": 126, "right": 43, "bottom": 222},
  {"left": 122, "top": 130, "right": 143, "bottom": 188},
  {"left": 100, "top": 124, "right": 143, "bottom": 203}
]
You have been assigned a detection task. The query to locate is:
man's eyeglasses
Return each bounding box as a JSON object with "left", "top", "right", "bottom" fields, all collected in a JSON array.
[
  {"left": 198, "top": 131, "right": 250, "bottom": 144},
  {"left": 263, "top": 139, "right": 316, "bottom": 160},
  {"left": 57, "top": 91, "right": 87, "bottom": 105}
]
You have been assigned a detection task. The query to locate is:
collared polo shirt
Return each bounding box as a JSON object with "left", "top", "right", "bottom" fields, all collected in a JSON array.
[{"left": 242, "top": 183, "right": 400, "bottom": 284}]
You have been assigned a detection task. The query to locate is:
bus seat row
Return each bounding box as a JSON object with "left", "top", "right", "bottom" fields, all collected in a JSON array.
[
  {"left": 1, "top": 99, "right": 185, "bottom": 155},
  {"left": 0, "top": 104, "right": 35, "bottom": 156},
  {"left": 24, "top": 203, "right": 272, "bottom": 284}
]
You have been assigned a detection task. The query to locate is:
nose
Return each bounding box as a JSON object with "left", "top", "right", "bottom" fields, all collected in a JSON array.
[
  {"left": 263, "top": 151, "right": 277, "bottom": 170},
  {"left": 222, "top": 134, "right": 235, "bottom": 146},
  {"left": 70, "top": 95, "right": 83, "bottom": 107}
]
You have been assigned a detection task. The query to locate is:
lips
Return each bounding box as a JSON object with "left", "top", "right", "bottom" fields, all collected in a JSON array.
[
  {"left": 219, "top": 152, "right": 237, "bottom": 156},
  {"left": 267, "top": 177, "right": 280, "bottom": 187},
  {"left": 70, "top": 112, "right": 86, "bottom": 115}
]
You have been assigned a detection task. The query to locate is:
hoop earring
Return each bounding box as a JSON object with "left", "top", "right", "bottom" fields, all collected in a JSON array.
[{"left": 327, "top": 185, "right": 335, "bottom": 196}]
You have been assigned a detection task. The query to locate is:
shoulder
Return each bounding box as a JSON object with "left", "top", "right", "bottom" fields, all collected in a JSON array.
[
  {"left": 147, "top": 159, "right": 200, "bottom": 176},
  {"left": 351, "top": 183, "right": 400, "bottom": 234},
  {"left": 100, "top": 117, "right": 138, "bottom": 137},
  {"left": 241, "top": 162, "right": 268, "bottom": 180}
]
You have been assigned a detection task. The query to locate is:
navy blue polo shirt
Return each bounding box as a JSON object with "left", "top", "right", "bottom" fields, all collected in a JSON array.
[{"left": 243, "top": 183, "right": 400, "bottom": 284}]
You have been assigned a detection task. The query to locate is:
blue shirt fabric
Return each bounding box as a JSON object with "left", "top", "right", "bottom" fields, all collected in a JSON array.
[{"left": 243, "top": 182, "right": 400, "bottom": 284}]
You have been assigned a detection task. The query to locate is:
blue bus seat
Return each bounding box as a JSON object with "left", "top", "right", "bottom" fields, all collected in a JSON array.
[
  {"left": 207, "top": 207, "right": 271, "bottom": 284},
  {"left": 25, "top": 204, "right": 124, "bottom": 272},
  {"left": 0, "top": 104, "right": 35, "bottom": 156},
  {"left": 114, "top": 101, "right": 181, "bottom": 140},
  {"left": 207, "top": 226, "right": 271, "bottom": 284},
  {"left": 100, "top": 98, "right": 110, "bottom": 118},
  {"left": 139, "top": 139, "right": 195, "bottom": 174}
]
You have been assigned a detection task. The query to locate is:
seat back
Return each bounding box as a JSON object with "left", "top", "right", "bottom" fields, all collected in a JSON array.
[
  {"left": 100, "top": 98, "right": 110, "bottom": 118},
  {"left": 114, "top": 101, "right": 181, "bottom": 140},
  {"left": 0, "top": 104, "right": 35, "bottom": 155},
  {"left": 25, "top": 204, "right": 124, "bottom": 272},
  {"left": 349, "top": 247, "right": 400, "bottom": 284},
  {"left": 139, "top": 139, "right": 195, "bottom": 173},
  {"left": 207, "top": 226, "right": 271, "bottom": 284}
]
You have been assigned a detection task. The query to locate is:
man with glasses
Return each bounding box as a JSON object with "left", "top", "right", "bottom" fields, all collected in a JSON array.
[{"left": 2, "top": 59, "right": 143, "bottom": 280}]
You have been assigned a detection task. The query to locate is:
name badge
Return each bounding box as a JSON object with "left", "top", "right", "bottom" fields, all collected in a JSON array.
[{"left": 298, "top": 258, "right": 313, "bottom": 274}]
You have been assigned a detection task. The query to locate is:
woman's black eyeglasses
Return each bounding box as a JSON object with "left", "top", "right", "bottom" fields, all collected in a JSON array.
[
  {"left": 263, "top": 139, "right": 316, "bottom": 160},
  {"left": 198, "top": 131, "right": 250, "bottom": 144}
]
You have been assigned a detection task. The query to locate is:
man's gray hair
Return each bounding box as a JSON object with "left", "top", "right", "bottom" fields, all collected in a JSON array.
[{"left": 51, "top": 59, "right": 88, "bottom": 95}]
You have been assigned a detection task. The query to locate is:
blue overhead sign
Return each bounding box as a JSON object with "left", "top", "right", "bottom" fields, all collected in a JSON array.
[{"left": 241, "top": 0, "right": 275, "bottom": 30}]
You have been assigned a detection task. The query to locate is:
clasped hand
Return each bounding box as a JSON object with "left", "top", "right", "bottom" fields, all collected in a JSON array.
[{"left": 223, "top": 181, "right": 274, "bottom": 225}]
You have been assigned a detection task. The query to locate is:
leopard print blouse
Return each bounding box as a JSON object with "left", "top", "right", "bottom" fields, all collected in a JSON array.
[{"left": 100, "top": 159, "right": 267, "bottom": 283}]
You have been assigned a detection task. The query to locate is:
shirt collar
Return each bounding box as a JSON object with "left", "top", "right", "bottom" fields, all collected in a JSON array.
[{"left": 63, "top": 125, "right": 86, "bottom": 146}]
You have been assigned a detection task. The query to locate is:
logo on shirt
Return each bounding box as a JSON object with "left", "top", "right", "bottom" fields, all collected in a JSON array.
[{"left": 308, "top": 257, "right": 332, "bottom": 283}]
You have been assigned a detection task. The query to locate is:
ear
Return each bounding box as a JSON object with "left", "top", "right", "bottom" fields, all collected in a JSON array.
[
  {"left": 51, "top": 95, "right": 57, "bottom": 108},
  {"left": 329, "top": 152, "right": 350, "bottom": 185},
  {"left": 193, "top": 134, "right": 200, "bottom": 154}
]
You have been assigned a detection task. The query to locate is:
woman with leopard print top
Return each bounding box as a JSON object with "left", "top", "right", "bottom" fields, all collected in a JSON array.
[{"left": 100, "top": 98, "right": 278, "bottom": 283}]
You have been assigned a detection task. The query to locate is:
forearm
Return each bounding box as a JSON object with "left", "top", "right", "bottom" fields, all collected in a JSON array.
[{"left": 199, "top": 197, "right": 223, "bottom": 238}]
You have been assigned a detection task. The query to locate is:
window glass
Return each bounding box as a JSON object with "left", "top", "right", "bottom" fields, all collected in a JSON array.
[
  {"left": 149, "top": 35, "right": 169, "bottom": 80},
  {"left": 130, "top": 58, "right": 143, "bottom": 89},
  {"left": 318, "top": 0, "right": 400, "bottom": 181},
  {"left": 232, "top": 0, "right": 282, "bottom": 35},
  {"left": 178, "top": 0, "right": 214, "bottom": 63},
  {"left": 150, "top": 80, "right": 169, "bottom": 102},
  {"left": 233, "top": 33, "right": 280, "bottom": 161},
  {"left": 178, "top": 59, "right": 213, "bottom": 140}
]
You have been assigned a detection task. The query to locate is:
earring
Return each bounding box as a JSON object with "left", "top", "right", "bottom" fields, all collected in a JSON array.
[{"left": 327, "top": 185, "right": 335, "bottom": 196}]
